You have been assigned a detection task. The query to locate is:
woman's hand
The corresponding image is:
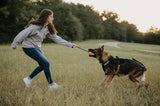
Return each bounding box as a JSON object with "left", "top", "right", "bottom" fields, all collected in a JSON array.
[{"left": 72, "top": 45, "right": 76, "bottom": 48}]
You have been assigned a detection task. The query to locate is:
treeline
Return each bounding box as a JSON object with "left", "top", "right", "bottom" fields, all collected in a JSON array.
[{"left": 0, "top": 0, "right": 160, "bottom": 44}]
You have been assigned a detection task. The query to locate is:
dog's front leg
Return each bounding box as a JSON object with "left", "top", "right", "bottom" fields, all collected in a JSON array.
[
  {"left": 100, "top": 75, "right": 109, "bottom": 85},
  {"left": 104, "top": 75, "right": 114, "bottom": 88}
]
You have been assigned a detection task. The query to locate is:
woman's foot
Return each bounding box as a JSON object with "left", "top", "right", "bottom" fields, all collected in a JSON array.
[
  {"left": 23, "top": 77, "right": 32, "bottom": 87},
  {"left": 49, "top": 82, "right": 61, "bottom": 90}
]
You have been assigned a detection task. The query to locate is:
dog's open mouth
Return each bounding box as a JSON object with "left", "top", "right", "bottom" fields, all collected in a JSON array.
[
  {"left": 88, "top": 49, "right": 96, "bottom": 57},
  {"left": 88, "top": 52, "right": 95, "bottom": 56}
]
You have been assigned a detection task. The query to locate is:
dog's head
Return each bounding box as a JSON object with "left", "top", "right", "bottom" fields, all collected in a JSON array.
[{"left": 88, "top": 45, "right": 110, "bottom": 62}]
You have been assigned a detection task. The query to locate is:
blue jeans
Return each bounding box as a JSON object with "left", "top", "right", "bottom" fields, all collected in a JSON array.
[{"left": 23, "top": 48, "right": 53, "bottom": 84}]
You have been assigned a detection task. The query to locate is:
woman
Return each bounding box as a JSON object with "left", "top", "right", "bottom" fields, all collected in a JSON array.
[{"left": 11, "top": 9, "right": 76, "bottom": 90}]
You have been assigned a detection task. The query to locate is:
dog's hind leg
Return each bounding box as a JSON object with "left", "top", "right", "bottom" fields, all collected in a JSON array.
[
  {"left": 136, "top": 73, "right": 149, "bottom": 89},
  {"left": 141, "top": 74, "right": 149, "bottom": 89},
  {"left": 144, "top": 82, "right": 149, "bottom": 89},
  {"left": 142, "top": 74, "right": 149, "bottom": 89},
  {"left": 129, "top": 75, "right": 140, "bottom": 89},
  {"left": 104, "top": 75, "right": 115, "bottom": 88},
  {"left": 135, "top": 81, "right": 140, "bottom": 90},
  {"left": 100, "top": 75, "right": 109, "bottom": 85}
]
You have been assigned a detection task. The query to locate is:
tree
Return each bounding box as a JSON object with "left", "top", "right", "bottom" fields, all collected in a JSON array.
[
  {"left": 0, "top": 0, "right": 31, "bottom": 43},
  {"left": 126, "top": 24, "right": 139, "bottom": 42},
  {"left": 53, "top": 3, "right": 84, "bottom": 41},
  {"left": 71, "top": 3, "right": 104, "bottom": 39},
  {"left": 102, "top": 11, "right": 118, "bottom": 39},
  {"left": 117, "top": 21, "right": 128, "bottom": 41},
  {"left": 144, "top": 28, "right": 160, "bottom": 44}
]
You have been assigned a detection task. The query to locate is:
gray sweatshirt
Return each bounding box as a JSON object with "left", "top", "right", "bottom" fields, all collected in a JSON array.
[{"left": 11, "top": 24, "right": 74, "bottom": 49}]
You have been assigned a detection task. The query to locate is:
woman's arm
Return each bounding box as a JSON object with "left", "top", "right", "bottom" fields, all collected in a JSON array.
[
  {"left": 11, "top": 25, "right": 35, "bottom": 49},
  {"left": 48, "top": 34, "right": 75, "bottom": 48}
]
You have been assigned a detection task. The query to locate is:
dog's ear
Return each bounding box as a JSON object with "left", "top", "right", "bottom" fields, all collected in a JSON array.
[{"left": 101, "top": 45, "right": 104, "bottom": 52}]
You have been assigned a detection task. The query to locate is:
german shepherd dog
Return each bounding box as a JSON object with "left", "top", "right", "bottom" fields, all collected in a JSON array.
[{"left": 88, "top": 45, "right": 148, "bottom": 89}]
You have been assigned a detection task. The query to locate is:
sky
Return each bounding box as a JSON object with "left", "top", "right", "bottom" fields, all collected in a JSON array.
[{"left": 64, "top": 0, "right": 160, "bottom": 32}]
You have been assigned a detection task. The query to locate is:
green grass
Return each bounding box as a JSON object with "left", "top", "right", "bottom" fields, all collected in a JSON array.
[
  {"left": 120, "top": 42, "right": 160, "bottom": 51},
  {"left": 0, "top": 40, "right": 160, "bottom": 106}
]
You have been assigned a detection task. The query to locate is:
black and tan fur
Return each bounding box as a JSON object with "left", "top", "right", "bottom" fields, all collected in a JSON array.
[{"left": 88, "top": 45, "right": 148, "bottom": 89}]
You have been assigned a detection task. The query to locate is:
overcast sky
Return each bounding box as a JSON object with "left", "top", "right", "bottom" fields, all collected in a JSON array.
[{"left": 64, "top": 0, "right": 160, "bottom": 32}]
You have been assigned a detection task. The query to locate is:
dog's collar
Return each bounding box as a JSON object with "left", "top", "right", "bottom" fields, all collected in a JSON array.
[
  {"left": 101, "top": 56, "right": 113, "bottom": 67},
  {"left": 102, "top": 60, "right": 110, "bottom": 74},
  {"left": 100, "top": 55, "right": 113, "bottom": 67},
  {"left": 103, "top": 60, "right": 110, "bottom": 66}
]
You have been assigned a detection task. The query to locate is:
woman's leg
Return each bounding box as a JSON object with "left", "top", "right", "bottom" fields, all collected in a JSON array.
[
  {"left": 29, "top": 66, "right": 43, "bottom": 79},
  {"left": 23, "top": 48, "right": 53, "bottom": 84}
]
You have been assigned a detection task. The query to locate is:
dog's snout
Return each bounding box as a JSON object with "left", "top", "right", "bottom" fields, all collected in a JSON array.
[{"left": 88, "top": 49, "right": 93, "bottom": 52}]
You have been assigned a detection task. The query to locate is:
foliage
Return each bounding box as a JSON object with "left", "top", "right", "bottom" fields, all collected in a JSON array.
[
  {"left": 144, "top": 32, "right": 160, "bottom": 45},
  {"left": 70, "top": 3, "right": 104, "bottom": 39},
  {"left": 53, "top": 3, "right": 84, "bottom": 41},
  {"left": 0, "top": 0, "right": 159, "bottom": 45}
]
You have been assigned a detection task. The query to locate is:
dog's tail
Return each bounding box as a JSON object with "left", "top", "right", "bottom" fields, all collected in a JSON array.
[
  {"left": 136, "top": 73, "right": 146, "bottom": 82},
  {"left": 132, "top": 58, "right": 147, "bottom": 71}
]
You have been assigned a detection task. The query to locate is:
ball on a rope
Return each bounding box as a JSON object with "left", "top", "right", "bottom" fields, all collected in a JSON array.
[{"left": 88, "top": 52, "right": 93, "bottom": 55}]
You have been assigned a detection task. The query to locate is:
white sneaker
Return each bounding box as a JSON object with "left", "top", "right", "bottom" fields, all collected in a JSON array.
[
  {"left": 49, "top": 83, "right": 61, "bottom": 90},
  {"left": 23, "top": 77, "right": 32, "bottom": 88}
]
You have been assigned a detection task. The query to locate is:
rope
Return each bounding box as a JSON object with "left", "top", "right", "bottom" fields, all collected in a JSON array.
[{"left": 76, "top": 46, "right": 88, "bottom": 52}]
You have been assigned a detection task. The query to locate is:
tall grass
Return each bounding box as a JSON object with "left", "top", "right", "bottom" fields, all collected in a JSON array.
[{"left": 0, "top": 40, "right": 160, "bottom": 106}]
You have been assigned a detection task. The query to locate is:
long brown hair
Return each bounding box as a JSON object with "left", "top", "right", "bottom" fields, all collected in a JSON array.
[{"left": 25, "top": 9, "right": 57, "bottom": 34}]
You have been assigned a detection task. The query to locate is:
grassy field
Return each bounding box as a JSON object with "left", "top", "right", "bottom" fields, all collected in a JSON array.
[{"left": 0, "top": 40, "right": 160, "bottom": 106}]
